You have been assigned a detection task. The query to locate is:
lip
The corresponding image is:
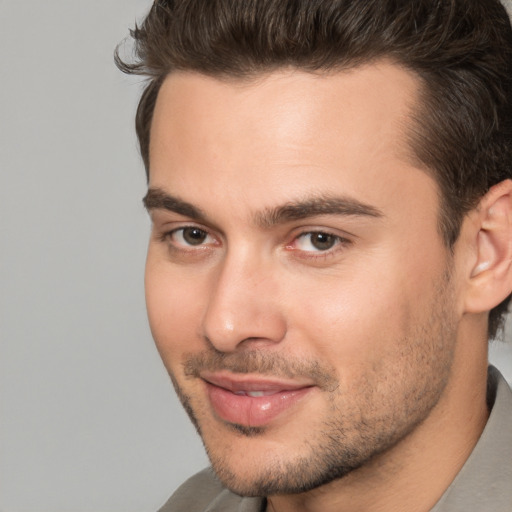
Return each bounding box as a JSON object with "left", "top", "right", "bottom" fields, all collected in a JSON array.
[{"left": 201, "top": 372, "right": 314, "bottom": 427}]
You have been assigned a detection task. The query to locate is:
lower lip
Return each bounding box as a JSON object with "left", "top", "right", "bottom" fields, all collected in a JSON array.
[{"left": 205, "top": 382, "right": 312, "bottom": 427}]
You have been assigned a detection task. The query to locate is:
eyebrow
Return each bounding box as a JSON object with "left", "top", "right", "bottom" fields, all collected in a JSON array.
[
  {"left": 143, "top": 188, "right": 207, "bottom": 221},
  {"left": 255, "top": 195, "right": 383, "bottom": 228},
  {"left": 143, "top": 187, "right": 384, "bottom": 227}
]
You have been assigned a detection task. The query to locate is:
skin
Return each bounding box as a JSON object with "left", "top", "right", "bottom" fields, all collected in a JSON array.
[{"left": 145, "top": 63, "right": 495, "bottom": 512}]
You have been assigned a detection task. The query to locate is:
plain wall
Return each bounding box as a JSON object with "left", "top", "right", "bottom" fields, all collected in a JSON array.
[
  {"left": 0, "top": 2, "right": 207, "bottom": 511},
  {"left": 1, "top": 1, "right": 512, "bottom": 511}
]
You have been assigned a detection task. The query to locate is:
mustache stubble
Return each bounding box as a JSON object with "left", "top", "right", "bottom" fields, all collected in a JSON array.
[{"left": 182, "top": 348, "right": 339, "bottom": 392}]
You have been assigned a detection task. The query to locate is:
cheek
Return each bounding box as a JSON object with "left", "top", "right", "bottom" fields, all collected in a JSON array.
[
  {"left": 284, "top": 255, "right": 442, "bottom": 372},
  {"left": 144, "top": 257, "right": 207, "bottom": 366},
  {"left": 290, "top": 281, "right": 406, "bottom": 363}
]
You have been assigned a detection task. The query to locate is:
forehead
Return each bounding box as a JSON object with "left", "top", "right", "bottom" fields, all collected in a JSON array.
[{"left": 148, "top": 62, "right": 436, "bottom": 223}]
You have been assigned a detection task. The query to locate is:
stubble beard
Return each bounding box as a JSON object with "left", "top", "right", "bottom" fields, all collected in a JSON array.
[{"left": 167, "top": 272, "right": 457, "bottom": 497}]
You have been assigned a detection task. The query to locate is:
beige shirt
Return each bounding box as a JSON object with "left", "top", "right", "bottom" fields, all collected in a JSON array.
[{"left": 159, "top": 366, "right": 512, "bottom": 512}]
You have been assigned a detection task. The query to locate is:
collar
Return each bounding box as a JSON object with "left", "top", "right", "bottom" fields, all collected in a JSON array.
[{"left": 430, "top": 366, "right": 512, "bottom": 511}]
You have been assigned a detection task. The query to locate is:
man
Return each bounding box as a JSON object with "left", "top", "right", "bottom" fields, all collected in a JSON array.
[{"left": 117, "top": 1, "right": 512, "bottom": 510}]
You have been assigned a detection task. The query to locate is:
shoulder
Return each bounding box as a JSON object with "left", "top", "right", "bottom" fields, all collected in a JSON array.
[
  {"left": 431, "top": 367, "right": 512, "bottom": 512},
  {"left": 157, "top": 468, "right": 261, "bottom": 512},
  {"left": 157, "top": 468, "right": 227, "bottom": 512}
]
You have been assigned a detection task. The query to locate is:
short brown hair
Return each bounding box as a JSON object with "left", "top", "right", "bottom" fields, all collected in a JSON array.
[{"left": 116, "top": 0, "right": 512, "bottom": 337}]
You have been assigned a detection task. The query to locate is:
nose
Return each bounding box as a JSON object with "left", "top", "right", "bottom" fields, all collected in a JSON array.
[{"left": 201, "top": 252, "right": 287, "bottom": 352}]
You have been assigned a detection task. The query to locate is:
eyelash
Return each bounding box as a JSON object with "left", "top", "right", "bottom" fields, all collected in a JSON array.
[
  {"left": 159, "top": 226, "right": 351, "bottom": 260},
  {"left": 160, "top": 226, "right": 215, "bottom": 250},
  {"left": 287, "top": 231, "right": 351, "bottom": 260}
]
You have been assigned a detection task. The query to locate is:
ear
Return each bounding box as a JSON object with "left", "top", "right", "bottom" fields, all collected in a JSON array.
[{"left": 463, "top": 179, "right": 512, "bottom": 314}]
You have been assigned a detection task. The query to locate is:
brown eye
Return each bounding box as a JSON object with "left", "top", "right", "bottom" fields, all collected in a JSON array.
[
  {"left": 309, "top": 232, "right": 337, "bottom": 251},
  {"left": 181, "top": 227, "right": 208, "bottom": 246},
  {"left": 293, "top": 231, "right": 342, "bottom": 253}
]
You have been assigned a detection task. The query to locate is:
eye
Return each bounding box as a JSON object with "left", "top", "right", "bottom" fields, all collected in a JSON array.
[
  {"left": 169, "top": 227, "right": 214, "bottom": 247},
  {"left": 293, "top": 231, "right": 343, "bottom": 252}
]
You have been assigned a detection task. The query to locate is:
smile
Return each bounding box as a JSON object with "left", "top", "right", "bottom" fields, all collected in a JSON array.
[{"left": 201, "top": 372, "right": 314, "bottom": 427}]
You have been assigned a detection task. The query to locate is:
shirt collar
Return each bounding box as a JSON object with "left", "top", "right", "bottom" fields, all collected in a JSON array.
[{"left": 431, "top": 366, "right": 512, "bottom": 511}]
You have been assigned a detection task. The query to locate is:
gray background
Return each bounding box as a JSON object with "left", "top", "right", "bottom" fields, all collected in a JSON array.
[{"left": 1, "top": 1, "right": 511, "bottom": 511}]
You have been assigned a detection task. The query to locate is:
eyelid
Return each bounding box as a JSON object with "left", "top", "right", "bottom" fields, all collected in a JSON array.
[
  {"left": 155, "top": 221, "right": 353, "bottom": 260},
  {"left": 286, "top": 228, "right": 353, "bottom": 258},
  {"left": 159, "top": 223, "right": 219, "bottom": 249}
]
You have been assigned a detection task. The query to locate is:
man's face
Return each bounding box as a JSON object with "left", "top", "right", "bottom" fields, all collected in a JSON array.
[{"left": 145, "top": 63, "right": 460, "bottom": 496}]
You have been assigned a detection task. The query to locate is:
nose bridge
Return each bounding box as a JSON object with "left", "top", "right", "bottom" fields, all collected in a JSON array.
[{"left": 201, "top": 246, "right": 286, "bottom": 352}]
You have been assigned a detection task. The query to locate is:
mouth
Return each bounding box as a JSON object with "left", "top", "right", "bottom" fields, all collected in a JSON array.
[{"left": 201, "top": 372, "right": 315, "bottom": 428}]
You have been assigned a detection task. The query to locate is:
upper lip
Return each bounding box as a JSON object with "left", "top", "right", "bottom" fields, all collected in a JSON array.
[{"left": 200, "top": 371, "right": 314, "bottom": 393}]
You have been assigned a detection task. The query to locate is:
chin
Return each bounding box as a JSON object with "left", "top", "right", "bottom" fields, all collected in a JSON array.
[{"left": 205, "top": 442, "right": 363, "bottom": 497}]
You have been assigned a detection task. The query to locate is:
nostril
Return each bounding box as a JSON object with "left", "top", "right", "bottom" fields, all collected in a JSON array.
[{"left": 202, "top": 306, "right": 287, "bottom": 353}]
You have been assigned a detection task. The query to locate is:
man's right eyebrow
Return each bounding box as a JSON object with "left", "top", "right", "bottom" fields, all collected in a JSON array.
[{"left": 143, "top": 188, "right": 206, "bottom": 221}]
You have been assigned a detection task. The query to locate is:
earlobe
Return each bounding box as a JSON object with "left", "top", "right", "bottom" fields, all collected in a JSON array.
[{"left": 464, "top": 179, "right": 512, "bottom": 313}]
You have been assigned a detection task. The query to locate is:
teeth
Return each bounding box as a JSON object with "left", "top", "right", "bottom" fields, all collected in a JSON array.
[
  {"left": 233, "top": 390, "right": 266, "bottom": 397},
  {"left": 247, "top": 391, "right": 265, "bottom": 397}
]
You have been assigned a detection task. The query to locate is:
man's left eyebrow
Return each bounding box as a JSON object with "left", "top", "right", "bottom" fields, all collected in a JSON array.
[{"left": 255, "top": 195, "right": 384, "bottom": 228}]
